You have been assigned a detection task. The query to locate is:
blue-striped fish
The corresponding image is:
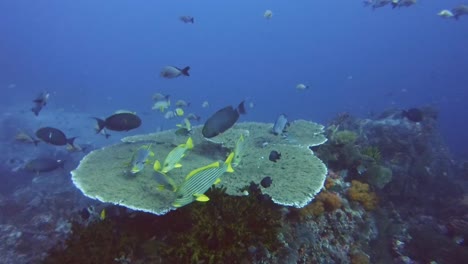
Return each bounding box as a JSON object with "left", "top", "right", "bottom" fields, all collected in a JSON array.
[
  {"left": 158, "top": 137, "right": 193, "bottom": 173},
  {"left": 172, "top": 152, "right": 235, "bottom": 208}
]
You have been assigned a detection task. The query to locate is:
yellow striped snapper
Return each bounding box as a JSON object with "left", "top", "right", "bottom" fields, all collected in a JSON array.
[
  {"left": 153, "top": 161, "right": 177, "bottom": 191},
  {"left": 130, "top": 144, "right": 154, "bottom": 174},
  {"left": 157, "top": 137, "right": 193, "bottom": 173},
  {"left": 172, "top": 152, "right": 235, "bottom": 208},
  {"left": 233, "top": 134, "right": 245, "bottom": 167}
]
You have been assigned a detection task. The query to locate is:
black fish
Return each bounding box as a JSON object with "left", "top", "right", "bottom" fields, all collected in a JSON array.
[
  {"left": 79, "top": 207, "right": 91, "bottom": 220},
  {"left": 202, "top": 101, "right": 246, "bottom": 138},
  {"left": 402, "top": 108, "right": 423, "bottom": 122},
  {"left": 269, "top": 150, "right": 281, "bottom": 162},
  {"left": 180, "top": 15, "right": 194, "bottom": 23},
  {"left": 31, "top": 92, "right": 49, "bottom": 116},
  {"left": 25, "top": 158, "right": 65, "bottom": 173},
  {"left": 35, "top": 127, "right": 76, "bottom": 146},
  {"left": 260, "top": 176, "right": 272, "bottom": 188},
  {"left": 94, "top": 113, "right": 142, "bottom": 133}
]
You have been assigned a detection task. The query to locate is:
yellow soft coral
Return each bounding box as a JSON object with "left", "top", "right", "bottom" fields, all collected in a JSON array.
[{"left": 347, "top": 180, "right": 378, "bottom": 210}]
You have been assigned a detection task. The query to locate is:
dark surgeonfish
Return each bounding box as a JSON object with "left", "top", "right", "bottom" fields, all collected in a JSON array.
[
  {"left": 202, "top": 101, "right": 246, "bottom": 138},
  {"left": 180, "top": 16, "right": 194, "bottom": 23},
  {"left": 31, "top": 91, "right": 50, "bottom": 116},
  {"left": 160, "top": 66, "right": 190, "bottom": 79},
  {"left": 25, "top": 158, "right": 65, "bottom": 173},
  {"left": 35, "top": 127, "right": 76, "bottom": 147},
  {"left": 93, "top": 112, "right": 142, "bottom": 134}
]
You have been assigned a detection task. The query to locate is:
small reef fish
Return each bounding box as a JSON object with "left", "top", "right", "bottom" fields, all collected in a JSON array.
[
  {"left": 201, "top": 101, "right": 209, "bottom": 108},
  {"left": 296, "top": 83, "right": 310, "bottom": 90},
  {"left": 164, "top": 108, "right": 184, "bottom": 120},
  {"left": 152, "top": 95, "right": 171, "bottom": 112},
  {"left": 130, "top": 144, "right": 155, "bottom": 174},
  {"left": 157, "top": 137, "right": 194, "bottom": 173},
  {"left": 451, "top": 4, "right": 468, "bottom": 20},
  {"left": 186, "top": 113, "right": 201, "bottom": 122},
  {"left": 25, "top": 158, "right": 65, "bottom": 173},
  {"left": 160, "top": 66, "right": 190, "bottom": 79},
  {"left": 269, "top": 150, "right": 281, "bottom": 162},
  {"left": 173, "top": 152, "right": 235, "bottom": 208},
  {"left": 15, "top": 131, "right": 40, "bottom": 146},
  {"left": 31, "top": 91, "right": 49, "bottom": 116},
  {"left": 260, "top": 176, "right": 273, "bottom": 188},
  {"left": 233, "top": 134, "right": 246, "bottom": 167},
  {"left": 152, "top": 93, "right": 168, "bottom": 101},
  {"left": 271, "top": 114, "right": 289, "bottom": 136},
  {"left": 93, "top": 112, "right": 142, "bottom": 133},
  {"left": 153, "top": 161, "right": 177, "bottom": 191},
  {"left": 391, "top": 0, "right": 416, "bottom": 8},
  {"left": 180, "top": 16, "right": 194, "bottom": 24},
  {"left": 35, "top": 127, "right": 76, "bottom": 147},
  {"left": 438, "top": 10, "right": 454, "bottom": 18},
  {"left": 175, "top": 100, "right": 190, "bottom": 108},
  {"left": 264, "top": 10, "right": 273, "bottom": 19},
  {"left": 202, "top": 101, "right": 246, "bottom": 138},
  {"left": 370, "top": 0, "right": 392, "bottom": 9},
  {"left": 175, "top": 118, "right": 192, "bottom": 136}
]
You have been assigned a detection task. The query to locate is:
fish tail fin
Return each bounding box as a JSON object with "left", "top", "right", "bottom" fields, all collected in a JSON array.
[
  {"left": 191, "top": 17, "right": 194, "bottom": 23},
  {"left": 181, "top": 66, "right": 190, "bottom": 76},
  {"left": 67, "top": 137, "right": 77, "bottom": 147},
  {"left": 93, "top": 117, "right": 106, "bottom": 133},
  {"left": 31, "top": 107, "right": 40, "bottom": 116},
  {"left": 225, "top": 152, "right": 235, "bottom": 173},
  {"left": 58, "top": 160, "right": 66, "bottom": 169},
  {"left": 237, "top": 100, "right": 246, "bottom": 115}
]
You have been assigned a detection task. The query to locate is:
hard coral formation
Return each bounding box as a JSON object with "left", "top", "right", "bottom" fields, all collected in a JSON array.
[
  {"left": 347, "top": 180, "right": 378, "bottom": 210},
  {"left": 159, "top": 187, "right": 283, "bottom": 263},
  {"left": 44, "top": 187, "right": 284, "bottom": 264}
]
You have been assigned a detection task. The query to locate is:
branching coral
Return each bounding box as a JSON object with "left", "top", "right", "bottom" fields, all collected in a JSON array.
[{"left": 347, "top": 180, "right": 378, "bottom": 210}]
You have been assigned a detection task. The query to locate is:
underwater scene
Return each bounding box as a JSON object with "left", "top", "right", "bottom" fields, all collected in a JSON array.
[{"left": 1, "top": 1, "right": 468, "bottom": 263}]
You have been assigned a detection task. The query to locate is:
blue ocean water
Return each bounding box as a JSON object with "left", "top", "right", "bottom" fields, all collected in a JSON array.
[{"left": 1, "top": 0, "right": 467, "bottom": 157}]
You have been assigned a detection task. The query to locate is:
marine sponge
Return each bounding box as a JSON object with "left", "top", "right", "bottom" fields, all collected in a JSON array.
[{"left": 347, "top": 180, "right": 378, "bottom": 211}]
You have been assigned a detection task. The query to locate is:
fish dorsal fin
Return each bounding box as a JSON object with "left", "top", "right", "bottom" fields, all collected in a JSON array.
[
  {"left": 185, "top": 162, "right": 220, "bottom": 180},
  {"left": 225, "top": 152, "right": 235, "bottom": 173},
  {"left": 214, "top": 178, "right": 221, "bottom": 185},
  {"left": 194, "top": 193, "right": 210, "bottom": 202},
  {"left": 185, "top": 137, "right": 194, "bottom": 149},
  {"left": 153, "top": 160, "right": 161, "bottom": 171}
]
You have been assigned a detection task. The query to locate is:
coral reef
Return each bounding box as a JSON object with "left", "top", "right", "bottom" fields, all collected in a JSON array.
[
  {"left": 43, "top": 186, "right": 284, "bottom": 264},
  {"left": 347, "top": 180, "right": 378, "bottom": 211}
]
